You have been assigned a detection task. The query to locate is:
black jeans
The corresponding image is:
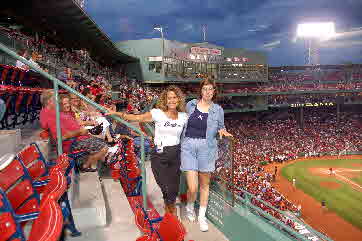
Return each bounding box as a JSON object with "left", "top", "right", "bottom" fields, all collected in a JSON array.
[{"left": 150, "top": 144, "right": 181, "bottom": 205}]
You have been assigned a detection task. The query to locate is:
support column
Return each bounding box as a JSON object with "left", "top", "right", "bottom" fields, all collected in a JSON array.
[
  {"left": 337, "top": 103, "right": 340, "bottom": 124},
  {"left": 300, "top": 107, "right": 304, "bottom": 129}
]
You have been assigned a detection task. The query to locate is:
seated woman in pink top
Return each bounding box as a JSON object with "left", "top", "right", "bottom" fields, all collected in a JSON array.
[{"left": 40, "top": 91, "right": 112, "bottom": 172}]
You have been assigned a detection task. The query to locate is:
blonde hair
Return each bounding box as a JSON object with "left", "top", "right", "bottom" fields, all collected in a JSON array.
[
  {"left": 156, "top": 85, "right": 186, "bottom": 112},
  {"left": 40, "top": 90, "right": 54, "bottom": 107}
]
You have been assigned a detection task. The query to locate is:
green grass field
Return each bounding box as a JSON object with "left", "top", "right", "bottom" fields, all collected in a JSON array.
[{"left": 281, "top": 157, "right": 362, "bottom": 230}]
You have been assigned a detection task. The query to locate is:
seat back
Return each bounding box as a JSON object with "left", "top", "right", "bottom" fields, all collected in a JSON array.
[
  {"left": 135, "top": 206, "right": 152, "bottom": 234},
  {"left": 158, "top": 213, "right": 186, "bottom": 241},
  {"left": 40, "top": 169, "right": 67, "bottom": 203},
  {"left": 0, "top": 188, "right": 25, "bottom": 241},
  {"left": 28, "top": 198, "right": 63, "bottom": 241},
  {"left": 18, "top": 143, "right": 49, "bottom": 180},
  {"left": 0, "top": 157, "right": 40, "bottom": 216},
  {"left": 52, "top": 153, "right": 72, "bottom": 175},
  {"left": 0, "top": 65, "right": 9, "bottom": 83}
]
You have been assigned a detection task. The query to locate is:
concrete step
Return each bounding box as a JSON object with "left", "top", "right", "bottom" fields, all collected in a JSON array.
[
  {"left": 67, "top": 177, "right": 140, "bottom": 241},
  {"left": 70, "top": 173, "right": 107, "bottom": 230}
]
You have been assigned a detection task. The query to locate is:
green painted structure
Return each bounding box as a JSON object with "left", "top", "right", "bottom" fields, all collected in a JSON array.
[
  {"left": 205, "top": 180, "right": 332, "bottom": 241},
  {"left": 116, "top": 38, "right": 268, "bottom": 83}
]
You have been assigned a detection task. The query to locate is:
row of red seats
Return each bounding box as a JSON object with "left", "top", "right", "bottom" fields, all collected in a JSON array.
[
  {"left": 115, "top": 140, "right": 142, "bottom": 197},
  {"left": 0, "top": 143, "right": 80, "bottom": 241},
  {"left": 0, "top": 64, "right": 35, "bottom": 87},
  {"left": 108, "top": 139, "right": 187, "bottom": 241},
  {"left": 0, "top": 64, "right": 58, "bottom": 129},
  {"left": 0, "top": 85, "right": 43, "bottom": 129}
]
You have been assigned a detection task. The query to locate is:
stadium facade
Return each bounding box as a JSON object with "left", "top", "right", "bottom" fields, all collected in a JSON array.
[{"left": 116, "top": 38, "right": 268, "bottom": 83}]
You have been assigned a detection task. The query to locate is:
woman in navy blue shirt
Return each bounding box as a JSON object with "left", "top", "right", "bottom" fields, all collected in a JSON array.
[{"left": 181, "top": 79, "right": 232, "bottom": 232}]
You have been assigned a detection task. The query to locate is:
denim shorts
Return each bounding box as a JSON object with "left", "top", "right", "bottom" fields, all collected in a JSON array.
[{"left": 180, "top": 137, "right": 218, "bottom": 172}]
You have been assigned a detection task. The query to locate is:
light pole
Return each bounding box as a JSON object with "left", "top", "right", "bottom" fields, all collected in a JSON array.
[
  {"left": 154, "top": 27, "right": 165, "bottom": 78},
  {"left": 296, "top": 22, "right": 335, "bottom": 66}
]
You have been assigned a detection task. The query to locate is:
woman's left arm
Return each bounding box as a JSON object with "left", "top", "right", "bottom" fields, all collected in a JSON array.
[
  {"left": 217, "top": 107, "right": 225, "bottom": 130},
  {"left": 218, "top": 107, "right": 233, "bottom": 139}
]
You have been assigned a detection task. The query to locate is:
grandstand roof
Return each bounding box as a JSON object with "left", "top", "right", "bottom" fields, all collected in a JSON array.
[{"left": 0, "top": 0, "right": 138, "bottom": 65}]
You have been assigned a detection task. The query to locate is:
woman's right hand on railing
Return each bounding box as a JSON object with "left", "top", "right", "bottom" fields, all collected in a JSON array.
[
  {"left": 104, "top": 110, "right": 123, "bottom": 118},
  {"left": 104, "top": 109, "right": 124, "bottom": 119}
]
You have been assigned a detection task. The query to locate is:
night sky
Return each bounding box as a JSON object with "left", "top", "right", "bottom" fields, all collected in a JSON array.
[{"left": 86, "top": 0, "right": 362, "bottom": 66}]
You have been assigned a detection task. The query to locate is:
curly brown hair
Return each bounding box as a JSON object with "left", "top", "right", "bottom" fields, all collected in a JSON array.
[
  {"left": 198, "top": 78, "right": 218, "bottom": 101},
  {"left": 156, "top": 85, "right": 186, "bottom": 112}
]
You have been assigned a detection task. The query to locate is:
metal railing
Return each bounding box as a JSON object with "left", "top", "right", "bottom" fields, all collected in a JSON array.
[
  {"left": 210, "top": 177, "right": 332, "bottom": 241},
  {"left": 211, "top": 135, "right": 333, "bottom": 241},
  {"left": 0, "top": 42, "right": 149, "bottom": 209}
]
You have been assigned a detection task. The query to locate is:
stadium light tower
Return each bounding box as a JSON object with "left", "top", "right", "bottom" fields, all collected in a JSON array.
[
  {"left": 297, "top": 22, "right": 336, "bottom": 65},
  {"left": 154, "top": 26, "right": 165, "bottom": 77}
]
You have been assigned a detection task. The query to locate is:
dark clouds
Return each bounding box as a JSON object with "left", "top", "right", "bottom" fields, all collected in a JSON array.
[{"left": 86, "top": 0, "right": 362, "bottom": 66}]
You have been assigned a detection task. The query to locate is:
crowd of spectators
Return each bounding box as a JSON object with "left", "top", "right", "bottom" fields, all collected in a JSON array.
[
  {"left": 0, "top": 25, "right": 120, "bottom": 82},
  {"left": 214, "top": 108, "right": 362, "bottom": 230},
  {"left": 1, "top": 26, "right": 161, "bottom": 113},
  {"left": 267, "top": 93, "right": 337, "bottom": 105},
  {"left": 116, "top": 82, "right": 161, "bottom": 113},
  {"left": 268, "top": 92, "right": 362, "bottom": 105},
  {"left": 224, "top": 81, "right": 362, "bottom": 94},
  {"left": 269, "top": 70, "right": 362, "bottom": 83},
  {"left": 219, "top": 70, "right": 267, "bottom": 81},
  {"left": 222, "top": 70, "right": 362, "bottom": 95}
]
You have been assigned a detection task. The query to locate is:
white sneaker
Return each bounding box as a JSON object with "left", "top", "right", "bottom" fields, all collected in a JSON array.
[
  {"left": 198, "top": 216, "right": 208, "bottom": 232},
  {"left": 186, "top": 207, "right": 196, "bottom": 222}
]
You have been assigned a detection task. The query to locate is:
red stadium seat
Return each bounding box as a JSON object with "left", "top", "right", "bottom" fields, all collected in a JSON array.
[
  {"left": 135, "top": 206, "right": 152, "bottom": 234},
  {"left": 0, "top": 189, "right": 25, "bottom": 241},
  {"left": 28, "top": 199, "right": 63, "bottom": 241},
  {"left": 135, "top": 213, "right": 187, "bottom": 241},
  {"left": 136, "top": 236, "right": 152, "bottom": 241},
  {"left": 157, "top": 213, "right": 186, "bottom": 241},
  {"left": 0, "top": 156, "right": 40, "bottom": 219},
  {"left": 17, "top": 143, "right": 51, "bottom": 188},
  {"left": 0, "top": 212, "right": 20, "bottom": 241},
  {"left": 40, "top": 170, "right": 67, "bottom": 203}
]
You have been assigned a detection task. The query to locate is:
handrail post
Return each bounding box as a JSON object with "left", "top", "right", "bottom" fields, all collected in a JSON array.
[
  {"left": 230, "top": 137, "right": 235, "bottom": 207},
  {"left": 140, "top": 135, "right": 147, "bottom": 210},
  {"left": 53, "top": 82, "right": 63, "bottom": 154}
]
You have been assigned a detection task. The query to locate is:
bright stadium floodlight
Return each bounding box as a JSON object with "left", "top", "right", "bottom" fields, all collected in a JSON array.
[
  {"left": 153, "top": 26, "right": 165, "bottom": 77},
  {"left": 154, "top": 27, "right": 162, "bottom": 32},
  {"left": 297, "top": 22, "right": 336, "bottom": 65},
  {"left": 297, "top": 22, "right": 335, "bottom": 40}
]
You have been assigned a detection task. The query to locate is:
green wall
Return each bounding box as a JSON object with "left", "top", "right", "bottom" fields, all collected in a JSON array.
[{"left": 116, "top": 39, "right": 268, "bottom": 83}]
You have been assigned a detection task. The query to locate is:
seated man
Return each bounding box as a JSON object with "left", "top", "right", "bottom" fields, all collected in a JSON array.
[{"left": 40, "top": 90, "right": 114, "bottom": 172}]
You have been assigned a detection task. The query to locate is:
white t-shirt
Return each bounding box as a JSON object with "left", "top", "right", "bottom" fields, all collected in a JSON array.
[{"left": 150, "top": 108, "right": 188, "bottom": 147}]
